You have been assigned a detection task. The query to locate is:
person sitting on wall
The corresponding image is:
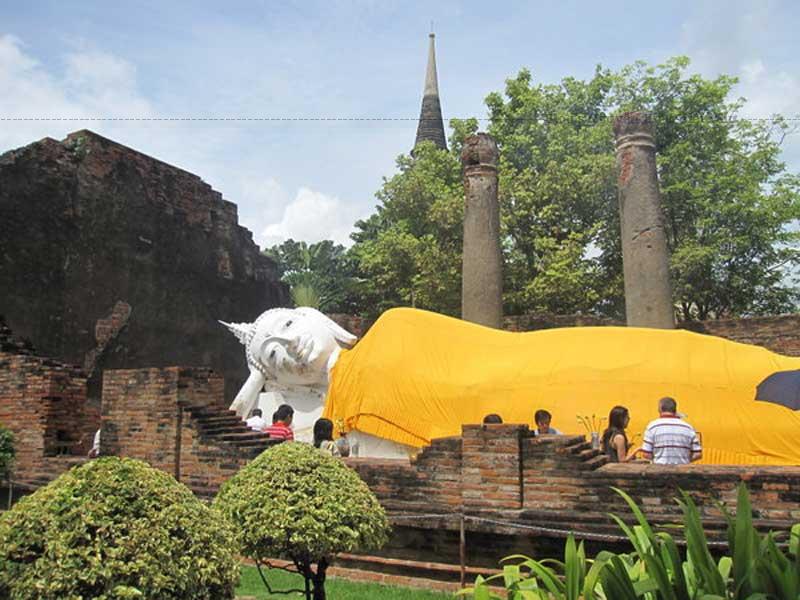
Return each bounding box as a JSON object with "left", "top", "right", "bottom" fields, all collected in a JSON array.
[
  {"left": 533, "top": 409, "right": 561, "bottom": 436},
  {"left": 641, "top": 397, "right": 702, "bottom": 465},
  {"left": 87, "top": 428, "right": 101, "bottom": 458},
  {"left": 601, "top": 406, "right": 633, "bottom": 462},
  {"left": 482, "top": 414, "right": 503, "bottom": 424},
  {"left": 245, "top": 408, "right": 266, "bottom": 432},
  {"left": 313, "top": 418, "right": 340, "bottom": 457},
  {"left": 263, "top": 404, "right": 295, "bottom": 441}
]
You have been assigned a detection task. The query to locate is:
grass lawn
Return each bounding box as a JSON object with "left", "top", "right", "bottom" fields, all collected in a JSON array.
[{"left": 236, "top": 565, "right": 453, "bottom": 599}]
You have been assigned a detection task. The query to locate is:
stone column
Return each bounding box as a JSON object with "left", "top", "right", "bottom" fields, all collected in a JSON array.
[
  {"left": 613, "top": 112, "right": 675, "bottom": 329},
  {"left": 461, "top": 133, "right": 503, "bottom": 328}
]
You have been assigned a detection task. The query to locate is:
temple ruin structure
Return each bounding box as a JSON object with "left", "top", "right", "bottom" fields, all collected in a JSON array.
[
  {"left": 0, "top": 131, "right": 288, "bottom": 402},
  {"left": 414, "top": 33, "right": 447, "bottom": 151},
  {"left": 614, "top": 112, "right": 675, "bottom": 329},
  {"left": 461, "top": 134, "right": 503, "bottom": 328}
]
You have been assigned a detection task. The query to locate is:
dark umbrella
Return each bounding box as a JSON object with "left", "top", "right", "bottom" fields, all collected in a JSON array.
[{"left": 755, "top": 370, "right": 800, "bottom": 411}]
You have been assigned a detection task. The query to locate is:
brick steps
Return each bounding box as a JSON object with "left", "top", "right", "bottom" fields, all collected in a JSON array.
[{"left": 184, "top": 404, "right": 277, "bottom": 456}]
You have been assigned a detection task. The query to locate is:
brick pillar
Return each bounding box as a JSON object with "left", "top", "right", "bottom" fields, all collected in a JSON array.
[
  {"left": 101, "top": 368, "right": 182, "bottom": 474},
  {"left": 461, "top": 133, "right": 503, "bottom": 328},
  {"left": 614, "top": 112, "right": 675, "bottom": 329},
  {"left": 461, "top": 424, "right": 525, "bottom": 510}
]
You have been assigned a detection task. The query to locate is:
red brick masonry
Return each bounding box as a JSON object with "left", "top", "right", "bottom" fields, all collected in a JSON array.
[{"left": 3, "top": 315, "right": 800, "bottom": 571}]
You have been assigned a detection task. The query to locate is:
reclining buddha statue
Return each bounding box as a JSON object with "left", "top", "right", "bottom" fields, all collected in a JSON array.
[{"left": 224, "top": 306, "right": 800, "bottom": 464}]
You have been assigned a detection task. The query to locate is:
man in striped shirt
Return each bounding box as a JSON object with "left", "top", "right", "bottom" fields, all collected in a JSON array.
[
  {"left": 263, "top": 404, "right": 295, "bottom": 441},
  {"left": 641, "top": 397, "right": 702, "bottom": 465}
]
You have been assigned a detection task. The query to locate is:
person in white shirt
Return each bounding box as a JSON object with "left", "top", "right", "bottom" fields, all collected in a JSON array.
[
  {"left": 641, "top": 397, "right": 702, "bottom": 465},
  {"left": 245, "top": 408, "right": 266, "bottom": 432},
  {"left": 88, "top": 428, "right": 101, "bottom": 458}
]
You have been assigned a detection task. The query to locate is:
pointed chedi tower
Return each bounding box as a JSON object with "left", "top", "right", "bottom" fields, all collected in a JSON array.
[{"left": 414, "top": 33, "right": 447, "bottom": 151}]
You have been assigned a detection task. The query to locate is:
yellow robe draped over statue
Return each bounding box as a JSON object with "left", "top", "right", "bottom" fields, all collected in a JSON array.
[{"left": 323, "top": 308, "right": 800, "bottom": 465}]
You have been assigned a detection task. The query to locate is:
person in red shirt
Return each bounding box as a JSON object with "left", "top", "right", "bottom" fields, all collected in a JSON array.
[{"left": 263, "top": 404, "right": 294, "bottom": 441}]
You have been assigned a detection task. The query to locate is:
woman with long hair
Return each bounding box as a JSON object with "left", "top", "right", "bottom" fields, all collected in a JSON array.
[
  {"left": 313, "top": 418, "right": 340, "bottom": 457},
  {"left": 601, "top": 406, "right": 630, "bottom": 463}
]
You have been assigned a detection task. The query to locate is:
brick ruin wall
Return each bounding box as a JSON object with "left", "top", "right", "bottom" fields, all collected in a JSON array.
[
  {"left": 0, "top": 321, "right": 267, "bottom": 495},
  {"left": 101, "top": 367, "right": 265, "bottom": 496},
  {"left": 4, "top": 341, "right": 800, "bottom": 568},
  {"left": 14, "top": 350, "right": 795, "bottom": 569},
  {"left": 0, "top": 130, "right": 289, "bottom": 402},
  {"left": 349, "top": 424, "right": 800, "bottom": 566},
  {"left": 0, "top": 319, "right": 98, "bottom": 488}
]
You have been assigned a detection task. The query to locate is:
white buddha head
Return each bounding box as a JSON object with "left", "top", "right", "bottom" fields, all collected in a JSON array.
[{"left": 222, "top": 307, "right": 357, "bottom": 387}]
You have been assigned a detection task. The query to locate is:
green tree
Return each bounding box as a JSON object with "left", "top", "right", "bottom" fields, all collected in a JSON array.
[
  {"left": 0, "top": 425, "right": 13, "bottom": 510},
  {"left": 354, "top": 58, "right": 799, "bottom": 319},
  {"left": 0, "top": 457, "right": 239, "bottom": 599},
  {"left": 608, "top": 57, "right": 800, "bottom": 319},
  {"left": 264, "top": 239, "right": 361, "bottom": 313},
  {"left": 0, "top": 425, "right": 13, "bottom": 479},
  {"left": 214, "top": 442, "right": 389, "bottom": 600},
  {"left": 350, "top": 140, "right": 465, "bottom": 317},
  {"left": 478, "top": 67, "right": 618, "bottom": 315}
]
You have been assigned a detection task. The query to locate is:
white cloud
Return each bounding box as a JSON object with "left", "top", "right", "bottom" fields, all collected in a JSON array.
[
  {"left": 736, "top": 59, "right": 800, "bottom": 121},
  {"left": 678, "top": 5, "right": 800, "bottom": 170},
  {"left": 0, "top": 34, "right": 377, "bottom": 252},
  {"left": 63, "top": 51, "right": 152, "bottom": 117},
  {"left": 261, "top": 186, "right": 367, "bottom": 248},
  {"left": 0, "top": 34, "right": 156, "bottom": 151}
]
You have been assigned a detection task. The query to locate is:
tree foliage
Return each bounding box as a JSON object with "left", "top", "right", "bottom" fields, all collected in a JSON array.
[
  {"left": 609, "top": 58, "right": 800, "bottom": 319},
  {"left": 349, "top": 141, "right": 466, "bottom": 317},
  {"left": 264, "top": 239, "right": 361, "bottom": 313},
  {"left": 0, "top": 424, "right": 13, "bottom": 479},
  {"left": 349, "top": 57, "right": 799, "bottom": 320},
  {"left": 213, "top": 442, "right": 390, "bottom": 600},
  {"left": 0, "top": 457, "right": 239, "bottom": 600},
  {"left": 482, "top": 66, "right": 617, "bottom": 315}
]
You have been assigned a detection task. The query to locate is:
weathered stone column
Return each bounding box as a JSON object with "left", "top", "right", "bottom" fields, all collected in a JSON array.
[
  {"left": 461, "top": 133, "right": 502, "bottom": 328},
  {"left": 614, "top": 112, "right": 675, "bottom": 329}
]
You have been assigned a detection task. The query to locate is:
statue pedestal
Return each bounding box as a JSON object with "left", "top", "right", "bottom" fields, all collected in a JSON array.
[{"left": 256, "top": 384, "right": 414, "bottom": 459}]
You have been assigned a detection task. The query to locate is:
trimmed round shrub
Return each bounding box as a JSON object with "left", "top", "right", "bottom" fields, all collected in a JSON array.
[
  {"left": 214, "top": 441, "right": 389, "bottom": 600},
  {"left": 0, "top": 457, "right": 238, "bottom": 600}
]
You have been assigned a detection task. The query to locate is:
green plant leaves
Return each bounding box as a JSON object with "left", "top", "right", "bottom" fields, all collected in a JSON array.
[
  {"left": 0, "top": 457, "right": 238, "bottom": 599},
  {"left": 462, "top": 485, "right": 800, "bottom": 600},
  {"left": 0, "top": 424, "right": 14, "bottom": 479},
  {"left": 213, "top": 442, "right": 390, "bottom": 598}
]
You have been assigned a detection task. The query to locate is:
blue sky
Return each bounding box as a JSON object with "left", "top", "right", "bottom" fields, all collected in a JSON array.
[{"left": 1, "top": 0, "right": 798, "bottom": 248}]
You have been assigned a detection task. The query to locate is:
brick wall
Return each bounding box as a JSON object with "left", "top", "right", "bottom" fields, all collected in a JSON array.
[
  {"left": 7, "top": 345, "right": 800, "bottom": 568},
  {"left": 175, "top": 368, "right": 258, "bottom": 496},
  {"left": 344, "top": 424, "right": 800, "bottom": 567},
  {"left": 683, "top": 315, "right": 800, "bottom": 356},
  {"left": 0, "top": 321, "right": 96, "bottom": 487},
  {"left": 0, "top": 130, "right": 289, "bottom": 403},
  {"left": 100, "top": 366, "right": 270, "bottom": 496},
  {"left": 349, "top": 436, "right": 463, "bottom": 514},
  {"left": 101, "top": 368, "right": 184, "bottom": 476}
]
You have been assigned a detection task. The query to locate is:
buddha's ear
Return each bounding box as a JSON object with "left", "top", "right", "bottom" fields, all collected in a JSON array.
[
  {"left": 295, "top": 307, "right": 358, "bottom": 347},
  {"left": 219, "top": 320, "right": 252, "bottom": 345}
]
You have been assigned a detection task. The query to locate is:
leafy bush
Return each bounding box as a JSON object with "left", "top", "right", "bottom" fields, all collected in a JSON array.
[
  {"left": 0, "top": 424, "right": 14, "bottom": 479},
  {"left": 0, "top": 457, "right": 239, "bottom": 600},
  {"left": 214, "top": 441, "right": 390, "bottom": 600},
  {"left": 460, "top": 484, "right": 800, "bottom": 599}
]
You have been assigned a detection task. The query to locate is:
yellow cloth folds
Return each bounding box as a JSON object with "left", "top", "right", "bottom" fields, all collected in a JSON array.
[{"left": 323, "top": 308, "right": 800, "bottom": 465}]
